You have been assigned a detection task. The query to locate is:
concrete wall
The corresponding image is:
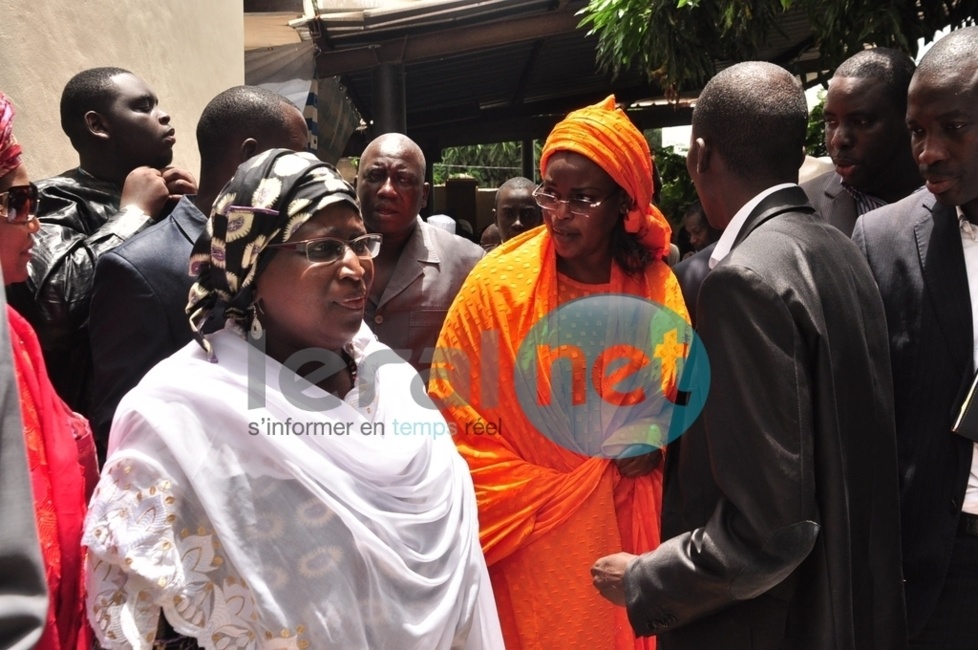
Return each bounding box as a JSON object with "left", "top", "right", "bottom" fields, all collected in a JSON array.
[{"left": 0, "top": 0, "right": 244, "bottom": 180}]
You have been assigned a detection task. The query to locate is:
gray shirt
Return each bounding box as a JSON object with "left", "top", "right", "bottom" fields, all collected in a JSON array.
[{"left": 364, "top": 217, "right": 484, "bottom": 374}]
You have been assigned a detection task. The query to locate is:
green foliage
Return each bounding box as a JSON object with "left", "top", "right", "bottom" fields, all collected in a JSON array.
[
  {"left": 654, "top": 145, "right": 698, "bottom": 226},
  {"left": 432, "top": 141, "right": 540, "bottom": 186},
  {"left": 805, "top": 89, "right": 827, "bottom": 159},
  {"left": 430, "top": 131, "right": 697, "bottom": 228},
  {"left": 578, "top": 0, "right": 978, "bottom": 93}
]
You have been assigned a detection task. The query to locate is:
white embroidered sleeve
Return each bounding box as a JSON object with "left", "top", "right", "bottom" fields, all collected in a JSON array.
[{"left": 84, "top": 457, "right": 181, "bottom": 649}]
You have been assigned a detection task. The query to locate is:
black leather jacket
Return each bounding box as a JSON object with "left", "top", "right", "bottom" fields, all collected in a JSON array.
[{"left": 6, "top": 168, "right": 153, "bottom": 413}]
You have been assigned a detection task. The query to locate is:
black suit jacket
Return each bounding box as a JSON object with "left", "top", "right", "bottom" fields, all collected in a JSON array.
[
  {"left": 626, "top": 186, "right": 907, "bottom": 649},
  {"left": 801, "top": 171, "right": 859, "bottom": 236},
  {"left": 89, "top": 197, "right": 207, "bottom": 455},
  {"left": 672, "top": 242, "right": 716, "bottom": 327},
  {"left": 852, "top": 191, "right": 974, "bottom": 637}
]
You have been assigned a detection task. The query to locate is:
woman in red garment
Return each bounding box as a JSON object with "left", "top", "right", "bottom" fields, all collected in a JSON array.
[{"left": 0, "top": 91, "right": 97, "bottom": 650}]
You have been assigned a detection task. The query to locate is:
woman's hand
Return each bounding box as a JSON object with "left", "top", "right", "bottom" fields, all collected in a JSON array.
[{"left": 613, "top": 450, "right": 662, "bottom": 478}]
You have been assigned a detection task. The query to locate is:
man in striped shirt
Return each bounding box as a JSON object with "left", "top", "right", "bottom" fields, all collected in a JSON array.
[{"left": 802, "top": 47, "right": 922, "bottom": 236}]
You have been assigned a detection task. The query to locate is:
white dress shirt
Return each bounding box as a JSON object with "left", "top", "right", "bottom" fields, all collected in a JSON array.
[
  {"left": 709, "top": 184, "right": 796, "bottom": 269},
  {"left": 957, "top": 206, "right": 978, "bottom": 515}
]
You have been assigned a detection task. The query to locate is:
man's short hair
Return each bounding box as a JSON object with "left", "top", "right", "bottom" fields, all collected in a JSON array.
[
  {"left": 196, "top": 86, "right": 301, "bottom": 164},
  {"left": 60, "top": 67, "right": 132, "bottom": 144},
  {"left": 683, "top": 201, "right": 706, "bottom": 223},
  {"left": 494, "top": 176, "right": 535, "bottom": 207},
  {"left": 693, "top": 61, "right": 808, "bottom": 181},
  {"left": 916, "top": 26, "right": 978, "bottom": 77},
  {"left": 833, "top": 48, "right": 916, "bottom": 112}
]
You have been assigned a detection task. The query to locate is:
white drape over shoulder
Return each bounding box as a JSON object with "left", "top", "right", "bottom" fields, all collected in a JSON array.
[{"left": 83, "top": 324, "right": 501, "bottom": 650}]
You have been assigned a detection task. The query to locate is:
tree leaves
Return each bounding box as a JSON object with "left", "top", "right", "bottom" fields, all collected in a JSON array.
[{"left": 579, "top": 0, "right": 978, "bottom": 92}]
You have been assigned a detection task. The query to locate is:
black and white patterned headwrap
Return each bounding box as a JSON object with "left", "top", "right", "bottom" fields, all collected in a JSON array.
[{"left": 186, "top": 149, "right": 358, "bottom": 359}]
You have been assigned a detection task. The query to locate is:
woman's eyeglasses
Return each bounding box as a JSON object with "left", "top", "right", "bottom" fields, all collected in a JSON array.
[
  {"left": 223, "top": 205, "right": 382, "bottom": 265},
  {"left": 531, "top": 185, "right": 615, "bottom": 218},
  {"left": 266, "top": 233, "right": 383, "bottom": 265},
  {"left": 0, "top": 183, "right": 39, "bottom": 224}
]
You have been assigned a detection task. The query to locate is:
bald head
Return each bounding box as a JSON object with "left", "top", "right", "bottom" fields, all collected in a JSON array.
[
  {"left": 693, "top": 62, "right": 808, "bottom": 183},
  {"left": 360, "top": 133, "right": 426, "bottom": 176}
]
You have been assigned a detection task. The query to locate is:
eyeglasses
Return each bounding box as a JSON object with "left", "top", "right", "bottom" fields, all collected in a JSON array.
[
  {"left": 0, "top": 183, "right": 39, "bottom": 225},
  {"left": 266, "top": 233, "right": 383, "bottom": 265},
  {"left": 532, "top": 185, "right": 615, "bottom": 217}
]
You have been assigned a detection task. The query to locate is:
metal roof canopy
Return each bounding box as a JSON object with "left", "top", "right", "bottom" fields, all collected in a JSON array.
[{"left": 299, "top": 0, "right": 822, "bottom": 156}]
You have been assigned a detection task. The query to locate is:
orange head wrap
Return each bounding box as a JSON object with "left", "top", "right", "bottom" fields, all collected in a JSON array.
[{"left": 540, "top": 95, "right": 671, "bottom": 259}]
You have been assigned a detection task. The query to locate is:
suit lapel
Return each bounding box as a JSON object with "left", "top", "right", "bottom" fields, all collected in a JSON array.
[
  {"left": 171, "top": 196, "right": 208, "bottom": 245},
  {"left": 822, "top": 174, "right": 845, "bottom": 201},
  {"left": 916, "top": 201, "right": 973, "bottom": 370},
  {"left": 376, "top": 218, "right": 435, "bottom": 310}
]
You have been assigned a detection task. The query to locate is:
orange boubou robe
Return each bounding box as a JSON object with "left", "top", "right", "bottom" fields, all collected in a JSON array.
[{"left": 430, "top": 229, "right": 689, "bottom": 650}]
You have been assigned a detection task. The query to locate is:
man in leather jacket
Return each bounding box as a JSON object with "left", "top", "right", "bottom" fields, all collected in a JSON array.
[{"left": 6, "top": 67, "right": 195, "bottom": 414}]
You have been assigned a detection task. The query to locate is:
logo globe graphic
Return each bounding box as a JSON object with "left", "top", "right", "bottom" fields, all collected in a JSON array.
[{"left": 513, "top": 294, "right": 709, "bottom": 458}]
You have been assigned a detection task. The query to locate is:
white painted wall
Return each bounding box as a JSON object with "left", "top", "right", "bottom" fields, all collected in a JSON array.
[{"left": 0, "top": 0, "right": 244, "bottom": 180}]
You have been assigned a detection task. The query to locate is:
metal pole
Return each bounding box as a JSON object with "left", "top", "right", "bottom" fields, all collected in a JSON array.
[{"left": 371, "top": 63, "right": 407, "bottom": 135}]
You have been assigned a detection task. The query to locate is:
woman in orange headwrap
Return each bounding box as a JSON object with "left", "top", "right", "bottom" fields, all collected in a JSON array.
[{"left": 430, "top": 96, "right": 691, "bottom": 649}]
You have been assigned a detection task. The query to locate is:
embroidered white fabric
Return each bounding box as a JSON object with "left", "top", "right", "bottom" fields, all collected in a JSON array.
[{"left": 83, "top": 324, "right": 502, "bottom": 649}]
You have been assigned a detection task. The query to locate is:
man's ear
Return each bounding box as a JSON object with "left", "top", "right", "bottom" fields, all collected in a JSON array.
[
  {"left": 85, "top": 111, "right": 111, "bottom": 141},
  {"left": 692, "top": 137, "right": 711, "bottom": 175},
  {"left": 239, "top": 138, "right": 258, "bottom": 162},
  {"left": 421, "top": 181, "right": 431, "bottom": 209}
]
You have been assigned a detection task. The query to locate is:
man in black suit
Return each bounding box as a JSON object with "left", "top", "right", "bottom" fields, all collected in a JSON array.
[
  {"left": 670, "top": 241, "right": 714, "bottom": 327},
  {"left": 852, "top": 26, "right": 978, "bottom": 648},
  {"left": 591, "top": 61, "right": 906, "bottom": 649},
  {"left": 802, "top": 48, "right": 921, "bottom": 236},
  {"left": 88, "top": 86, "right": 307, "bottom": 453}
]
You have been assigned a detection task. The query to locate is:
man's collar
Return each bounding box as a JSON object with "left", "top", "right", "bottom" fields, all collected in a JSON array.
[
  {"left": 836, "top": 174, "right": 887, "bottom": 215},
  {"left": 958, "top": 205, "right": 978, "bottom": 241},
  {"left": 404, "top": 216, "right": 440, "bottom": 264},
  {"left": 709, "top": 183, "right": 795, "bottom": 269}
]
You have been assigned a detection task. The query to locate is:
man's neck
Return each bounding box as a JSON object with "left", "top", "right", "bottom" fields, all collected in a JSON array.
[
  {"left": 194, "top": 172, "right": 223, "bottom": 216},
  {"left": 375, "top": 219, "right": 418, "bottom": 260},
  {"left": 863, "top": 160, "right": 923, "bottom": 204},
  {"left": 77, "top": 154, "right": 129, "bottom": 187}
]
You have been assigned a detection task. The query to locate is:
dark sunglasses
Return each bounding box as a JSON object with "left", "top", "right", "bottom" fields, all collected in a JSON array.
[{"left": 0, "top": 183, "right": 39, "bottom": 224}]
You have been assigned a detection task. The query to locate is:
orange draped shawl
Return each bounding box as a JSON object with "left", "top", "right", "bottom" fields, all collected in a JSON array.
[
  {"left": 8, "top": 305, "right": 97, "bottom": 650},
  {"left": 430, "top": 229, "right": 689, "bottom": 650}
]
